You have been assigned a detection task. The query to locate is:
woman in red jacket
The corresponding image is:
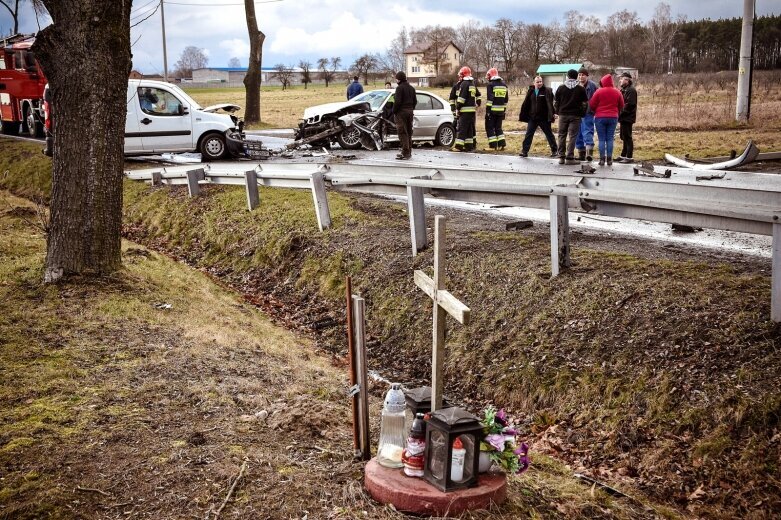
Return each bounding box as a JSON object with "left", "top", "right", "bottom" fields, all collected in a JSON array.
[{"left": 588, "top": 74, "right": 624, "bottom": 166}]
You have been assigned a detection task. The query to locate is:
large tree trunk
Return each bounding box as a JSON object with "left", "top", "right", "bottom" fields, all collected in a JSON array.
[
  {"left": 32, "top": 1, "right": 132, "bottom": 282},
  {"left": 243, "top": 0, "right": 265, "bottom": 124}
]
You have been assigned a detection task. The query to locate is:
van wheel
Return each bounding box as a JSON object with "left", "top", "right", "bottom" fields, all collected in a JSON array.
[
  {"left": 435, "top": 123, "right": 455, "bottom": 147},
  {"left": 200, "top": 133, "right": 227, "bottom": 160}
]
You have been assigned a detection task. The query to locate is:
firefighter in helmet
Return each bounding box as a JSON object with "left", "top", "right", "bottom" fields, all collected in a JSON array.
[
  {"left": 453, "top": 66, "right": 480, "bottom": 152},
  {"left": 485, "top": 67, "right": 508, "bottom": 150}
]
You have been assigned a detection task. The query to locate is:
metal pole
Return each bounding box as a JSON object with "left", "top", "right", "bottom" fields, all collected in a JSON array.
[
  {"left": 736, "top": 0, "right": 755, "bottom": 123},
  {"left": 161, "top": 0, "right": 169, "bottom": 83},
  {"left": 345, "top": 277, "right": 361, "bottom": 458}
]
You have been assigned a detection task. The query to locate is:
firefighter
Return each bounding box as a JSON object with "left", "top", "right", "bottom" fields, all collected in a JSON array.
[
  {"left": 454, "top": 66, "right": 479, "bottom": 152},
  {"left": 448, "top": 74, "right": 462, "bottom": 142},
  {"left": 484, "top": 67, "right": 508, "bottom": 150}
]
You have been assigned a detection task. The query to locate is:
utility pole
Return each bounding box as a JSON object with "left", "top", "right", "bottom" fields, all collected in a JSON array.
[
  {"left": 161, "top": 0, "right": 169, "bottom": 82},
  {"left": 736, "top": 0, "right": 755, "bottom": 123}
]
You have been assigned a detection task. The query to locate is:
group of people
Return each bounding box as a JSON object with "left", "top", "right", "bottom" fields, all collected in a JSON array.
[
  {"left": 357, "top": 66, "right": 636, "bottom": 164},
  {"left": 519, "top": 67, "right": 636, "bottom": 165}
]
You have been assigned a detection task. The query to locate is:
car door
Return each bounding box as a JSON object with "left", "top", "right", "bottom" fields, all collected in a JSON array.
[
  {"left": 413, "top": 93, "right": 442, "bottom": 139},
  {"left": 134, "top": 86, "right": 193, "bottom": 152},
  {"left": 124, "top": 90, "right": 143, "bottom": 153}
]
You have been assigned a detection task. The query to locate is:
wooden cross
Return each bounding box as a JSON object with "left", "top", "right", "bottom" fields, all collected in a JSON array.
[{"left": 414, "top": 215, "right": 470, "bottom": 411}]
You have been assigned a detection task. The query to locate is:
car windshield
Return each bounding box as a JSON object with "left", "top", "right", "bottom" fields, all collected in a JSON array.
[
  {"left": 166, "top": 83, "right": 201, "bottom": 110},
  {"left": 351, "top": 90, "right": 390, "bottom": 111}
]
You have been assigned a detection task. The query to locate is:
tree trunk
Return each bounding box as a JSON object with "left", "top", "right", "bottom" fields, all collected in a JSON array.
[
  {"left": 32, "top": 0, "right": 132, "bottom": 283},
  {"left": 243, "top": 0, "right": 265, "bottom": 124}
]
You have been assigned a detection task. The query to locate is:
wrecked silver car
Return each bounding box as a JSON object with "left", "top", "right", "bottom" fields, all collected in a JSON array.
[{"left": 294, "top": 89, "right": 456, "bottom": 151}]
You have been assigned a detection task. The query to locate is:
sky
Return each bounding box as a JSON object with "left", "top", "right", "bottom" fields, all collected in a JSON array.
[{"left": 1, "top": 0, "right": 778, "bottom": 74}]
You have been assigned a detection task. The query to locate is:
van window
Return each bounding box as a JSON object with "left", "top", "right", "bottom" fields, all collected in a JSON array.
[
  {"left": 0, "top": 55, "right": 5, "bottom": 69},
  {"left": 137, "top": 87, "right": 183, "bottom": 116}
]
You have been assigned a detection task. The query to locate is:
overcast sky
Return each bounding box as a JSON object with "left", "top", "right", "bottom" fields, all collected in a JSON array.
[{"left": 2, "top": 0, "right": 778, "bottom": 74}]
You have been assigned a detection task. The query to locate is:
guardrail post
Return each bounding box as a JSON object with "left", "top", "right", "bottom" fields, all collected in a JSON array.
[
  {"left": 310, "top": 169, "right": 331, "bottom": 231},
  {"left": 352, "top": 295, "right": 371, "bottom": 460},
  {"left": 550, "top": 195, "right": 571, "bottom": 277},
  {"left": 407, "top": 176, "right": 429, "bottom": 256},
  {"left": 244, "top": 170, "right": 260, "bottom": 211},
  {"left": 186, "top": 168, "right": 205, "bottom": 197},
  {"left": 150, "top": 171, "right": 162, "bottom": 186},
  {"left": 773, "top": 221, "right": 780, "bottom": 322}
]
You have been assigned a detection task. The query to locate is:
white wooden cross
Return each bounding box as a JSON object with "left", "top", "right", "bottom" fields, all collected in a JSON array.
[{"left": 414, "top": 215, "right": 470, "bottom": 411}]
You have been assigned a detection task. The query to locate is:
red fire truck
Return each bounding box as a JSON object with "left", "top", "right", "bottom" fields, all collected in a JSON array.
[{"left": 0, "top": 34, "right": 47, "bottom": 137}]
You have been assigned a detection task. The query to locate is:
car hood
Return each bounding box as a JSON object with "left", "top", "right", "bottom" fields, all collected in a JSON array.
[
  {"left": 303, "top": 100, "right": 368, "bottom": 119},
  {"left": 202, "top": 103, "right": 241, "bottom": 114}
]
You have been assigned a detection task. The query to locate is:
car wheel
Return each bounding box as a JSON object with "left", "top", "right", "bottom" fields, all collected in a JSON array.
[
  {"left": 336, "top": 126, "right": 362, "bottom": 150},
  {"left": 200, "top": 132, "right": 227, "bottom": 160},
  {"left": 435, "top": 123, "right": 455, "bottom": 147}
]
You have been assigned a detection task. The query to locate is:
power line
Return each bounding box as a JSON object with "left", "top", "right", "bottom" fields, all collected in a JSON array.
[
  {"left": 131, "top": 0, "right": 159, "bottom": 15},
  {"left": 131, "top": 0, "right": 161, "bottom": 28},
  {"left": 164, "top": 0, "right": 284, "bottom": 6}
]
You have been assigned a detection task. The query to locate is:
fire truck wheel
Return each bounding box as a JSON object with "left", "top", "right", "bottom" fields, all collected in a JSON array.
[
  {"left": 200, "top": 132, "right": 227, "bottom": 160},
  {"left": 25, "top": 107, "right": 43, "bottom": 138}
]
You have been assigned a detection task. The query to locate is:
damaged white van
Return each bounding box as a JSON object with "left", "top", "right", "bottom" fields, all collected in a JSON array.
[{"left": 45, "top": 79, "right": 241, "bottom": 160}]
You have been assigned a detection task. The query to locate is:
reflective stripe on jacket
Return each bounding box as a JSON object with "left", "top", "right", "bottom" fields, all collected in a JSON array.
[{"left": 486, "top": 78, "right": 508, "bottom": 112}]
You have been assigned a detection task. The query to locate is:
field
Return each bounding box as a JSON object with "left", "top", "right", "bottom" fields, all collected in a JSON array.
[{"left": 184, "top": 70, "right": 781, "bottom": 161}]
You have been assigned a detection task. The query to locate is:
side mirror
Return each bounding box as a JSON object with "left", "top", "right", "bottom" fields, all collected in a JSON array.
[{"left": 178, "top": 105, "right": 189, "bottom": 115}]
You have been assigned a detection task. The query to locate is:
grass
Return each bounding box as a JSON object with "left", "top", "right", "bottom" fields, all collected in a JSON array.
[{"left": 183, "top": 72, "right": 781, "bottom": 160}]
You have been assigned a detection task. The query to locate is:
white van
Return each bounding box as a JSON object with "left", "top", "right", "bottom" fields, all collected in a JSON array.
[
  {"left": 44, "top": 79, "right": 241, "bottom": 160},
  {"left": 126, "top": 79, "right": 240, "bottom": 160}
]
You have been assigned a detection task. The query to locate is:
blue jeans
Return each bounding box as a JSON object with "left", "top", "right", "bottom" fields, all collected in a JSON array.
[
  {"left": 576, "top": 113, "right": 594, "bottom": 150},
  {"left": 594, "top": 117, "right": 618, "bottom": 159}
]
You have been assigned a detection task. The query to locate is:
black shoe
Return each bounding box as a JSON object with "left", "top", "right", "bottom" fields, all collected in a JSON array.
[
  {"left": 622, "top": 157, "right": 634, "bottom": 164},
  {"left": 396, "top": 154, "right": 410, "bottom": 160},
  {"left": 558, "top": 157, "right": 565, "bottom": 165},
  {"left": 598, "top": 157, "right": 605, "bottom": 166},
  {"left": 616, "top": 156, "right": 626, "bottom": 163},
  {"left": 607, "top": 157, "right": 613, "bottom": 166},
  {"left": 577, "top": 150, "right": 586, "bottom": 161},
  {"left": 519, "top": 151, "right": 528, "bottom": 158},
  {"left": 565, "top": 158, "right": 580, "bottom": 165},
  {"left": 549, "top": 151, "right": 558, "bottom": 158}
]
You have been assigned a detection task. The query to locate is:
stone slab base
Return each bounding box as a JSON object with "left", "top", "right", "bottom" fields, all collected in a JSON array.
[{"left": 364, "top": 458, "right": 507, "bottom": 516}]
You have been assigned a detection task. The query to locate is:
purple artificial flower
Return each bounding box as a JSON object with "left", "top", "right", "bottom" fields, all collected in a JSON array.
[
  {"left": 514, "top": 442, "right": 530, "bottom": 474},
  {"left": 495, "top": 408, "right": 508, "bottom": 427},
  {"left": 485, "top": 433, "right": 506, "bottom": 452}
]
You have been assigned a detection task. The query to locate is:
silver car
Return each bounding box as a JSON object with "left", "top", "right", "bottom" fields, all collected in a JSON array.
[{"left": 296, "top": 89, "right": 455, "bottom": 150}]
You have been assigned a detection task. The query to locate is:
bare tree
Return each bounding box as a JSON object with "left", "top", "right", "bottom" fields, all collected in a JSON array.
[
  {"left": 473, "top": 25, "right": 499, "bottom": 73},
  {"left": 31, "top": 0, "right": 133, "bottom": 282},
  {"left": 298, "top": 60, "right": 312, "bottom": 89},
  {"left": 174, "top": 46, "right": 208, "bottom": 79},
  {"left": 557, "top": 10, "right": 601, "bottom": 62},
  {"left": 494, "top": 18, "right": 524, "bottom": 80},
  {"left": 243, "top": 0, "right": 265, "bottom": 124},
  {"left": 648, "top": 2, "right": 683, "bottom": 73},
  {"left": 272, "top": 63, "right": 293, "bottom": 90},
  {"left": 317, "top": 57, "right": 341, "bottom": 87},
  {"left": 454, "top": 19, "right": 483, "bottom": 66},
  {"left": 351, "top": 53, "right": 377, "bottom": 85},
  {"left": 1, "top": 0, "right": 44, "bottom": 35},
  {"left": 384, "top": 26, "right": 409, "bottom": 73},
  {"left": 228, "top": 57, "right": 241, "bottom": 67},
  {"left": 602, "top": 9, "right": 643, "bottom": 66}
]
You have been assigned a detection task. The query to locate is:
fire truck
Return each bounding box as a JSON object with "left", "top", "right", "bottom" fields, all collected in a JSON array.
[{"left": 0, "top": 34, "right": 47, "bottom": 137}]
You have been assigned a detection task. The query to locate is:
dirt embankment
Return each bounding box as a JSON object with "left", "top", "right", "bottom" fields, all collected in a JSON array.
[{"left": 120, "top": 178, "right": 781, "bottom": 519}]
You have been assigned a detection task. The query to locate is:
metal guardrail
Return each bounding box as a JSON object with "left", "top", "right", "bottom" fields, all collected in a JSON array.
[{"left": 125, "top": 160, "right": 781, "bottom": 322}]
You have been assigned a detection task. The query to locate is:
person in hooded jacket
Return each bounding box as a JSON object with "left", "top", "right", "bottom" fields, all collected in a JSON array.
[
  {"left": 518, "top": 75, "right": 557, "bottom": 157},
  {"left": 617, "top": 72, "right": 637, "bottom": 163},
  {"left": 553, "top": 69, "right": 588, "bottom": 165},
  {"left": 484, "top": 67, "right": 508, "bottom": 150},
  {"left": 588, "top": 74, "right": 624, "bottom": 166}
]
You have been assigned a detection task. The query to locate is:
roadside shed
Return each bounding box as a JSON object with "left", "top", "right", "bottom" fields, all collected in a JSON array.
[{"left": 536, "top": 63, "right": 584, "bottom": 91}]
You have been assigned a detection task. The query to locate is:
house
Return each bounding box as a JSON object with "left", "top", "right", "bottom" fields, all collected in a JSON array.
[
  {"left": 536, "top": 63, "right": 584, "bottom": 91},
  {"left": 403, "top": 41, "right": 462, "bottom": 87}
]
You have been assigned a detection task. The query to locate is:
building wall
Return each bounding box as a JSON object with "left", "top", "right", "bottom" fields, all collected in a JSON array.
[
  {"left": 405, "top": 43, "right": 461, "bottom": 86},
  {"left": 192, "top": 69, "right": 230, "bottom": 83}
]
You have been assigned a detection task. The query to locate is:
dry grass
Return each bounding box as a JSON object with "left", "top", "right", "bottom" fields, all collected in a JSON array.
[{"left": 185, "top": 72, "right": 781, "bottom": 161}]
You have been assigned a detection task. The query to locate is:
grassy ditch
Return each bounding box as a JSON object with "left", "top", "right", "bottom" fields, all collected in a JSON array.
[
  {"left": 3, "top": 138, "right": 781, "bottom": 518},
  {"left": 0, "top": 154, "right": 667, "bottom": 519}
]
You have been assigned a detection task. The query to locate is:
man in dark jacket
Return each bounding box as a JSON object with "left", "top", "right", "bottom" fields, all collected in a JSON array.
[
  {"left": 617, "top": 72, "right": 637, "bottom": 163},
  {"left": 519, "top": 75, "right": 557, "bottom": 157},
  {"left": 575, "top": 67, "right": 598, "bottom": 161},
  {"left": 554, "top": 69, "right": 588, "bottom": 165},
  {"left": 346, "top": 76, "right": 363, "bottom": 100},
  {"left": 393, "top": 71, "right": 416, "bottom": 160}
]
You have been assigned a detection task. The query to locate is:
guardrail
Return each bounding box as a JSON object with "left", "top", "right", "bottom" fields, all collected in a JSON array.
[{"left": 126, "top": 160, "right": 781, "bottom": 321}]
